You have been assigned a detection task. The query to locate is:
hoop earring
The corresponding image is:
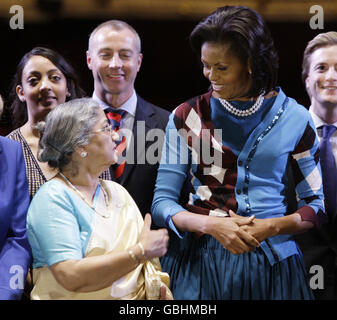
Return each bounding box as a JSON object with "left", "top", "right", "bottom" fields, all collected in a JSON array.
[{"left": 80, "top": 151, "right": 87, "bottom": 158}]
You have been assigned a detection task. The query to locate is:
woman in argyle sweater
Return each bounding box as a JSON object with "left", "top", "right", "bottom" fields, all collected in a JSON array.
[{"left": 152, "top": 6, "right": 324, "bottom": 300}]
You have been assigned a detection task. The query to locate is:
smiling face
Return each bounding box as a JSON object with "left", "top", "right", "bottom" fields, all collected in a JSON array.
[
  {"left": 87, "top": 26, "right": 142, "bottom": 107},
  {"left": 16, "top": 55, "right": 69, "bottom": 122},
  {"left": 201, "top": 41, "right": 251, "bottom": 100},
  {"left": 306, "top": 45, "right": 337, "bottom": 110}
]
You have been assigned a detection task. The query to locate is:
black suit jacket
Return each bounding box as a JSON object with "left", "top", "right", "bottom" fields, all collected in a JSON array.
[
  {"left": 109, "top": 95, "right": 170, "bottom": 216},
  {"left": 289, "top": 162, "right": 337, "bottom": 299}
]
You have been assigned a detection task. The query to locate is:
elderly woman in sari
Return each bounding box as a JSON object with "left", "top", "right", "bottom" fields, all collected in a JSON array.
[{"left": 26, "top": 98, "right": 171, "bottom": 299}]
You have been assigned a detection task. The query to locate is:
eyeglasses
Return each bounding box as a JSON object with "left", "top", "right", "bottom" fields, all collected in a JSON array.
[
  {"left": 92, "top": 124, "right": 113, "bottom": 135},
  {"left": 91, "top": 124, "right": 121, "bottom": 141}
]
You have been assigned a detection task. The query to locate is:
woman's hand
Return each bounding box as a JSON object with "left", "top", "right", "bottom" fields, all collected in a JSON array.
[
  {"left": 206, "top": 212, "right": 260, "bottom": 255},
  {"left": 229, "top": 210, "right": 276, "bottom": 243},
  {"left": 159, "top": 285, "right": 173, "bottom": 300},
  {"left": 138, "top": 214, "right": 169, "bottom": 261}
]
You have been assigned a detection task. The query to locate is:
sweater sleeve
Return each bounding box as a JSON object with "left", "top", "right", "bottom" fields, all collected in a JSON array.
[
  {"left": 151, "top": 112, "right": 191, "bottom": 238},
  {"left": 290, "top": 115, "right": 325, "bottom": 228}
]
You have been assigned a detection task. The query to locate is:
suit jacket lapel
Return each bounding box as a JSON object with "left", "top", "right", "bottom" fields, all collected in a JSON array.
[{"left": 119, "top": 96, "right": 157, "bottom": 185}]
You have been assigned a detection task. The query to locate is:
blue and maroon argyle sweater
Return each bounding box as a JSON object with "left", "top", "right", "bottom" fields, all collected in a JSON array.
[{"left": 152, "top": 87, "right": 325, "bottom": 265}]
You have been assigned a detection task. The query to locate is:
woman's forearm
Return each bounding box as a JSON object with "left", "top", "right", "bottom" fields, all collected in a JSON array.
[
  {"left": 171, "top": 211, "right": 211, "bottom": 234},
  {"left": 50, "top": 244, "right": 144, "bottom": 292},
  {"left": 269, "top": 212, "right": 314, "bottom": 236},
  {"left": 225, "top": 211, "right": 315, "bottom": 243}
]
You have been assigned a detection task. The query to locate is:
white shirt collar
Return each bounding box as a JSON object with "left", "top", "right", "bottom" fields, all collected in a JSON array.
[
  {"left": 92, "top": 90, "right": 137, "bottom": 117},
  {"left": 309, "top": 107, "right": 337, "bottom": 129}
]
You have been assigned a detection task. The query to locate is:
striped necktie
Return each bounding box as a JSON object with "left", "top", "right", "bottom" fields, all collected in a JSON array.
[
  {"left": 320, "top": 125, "right": 337, "bottom": 220},
  {"left": 105, "top": 108, "right": 127, "bottom": 180}
]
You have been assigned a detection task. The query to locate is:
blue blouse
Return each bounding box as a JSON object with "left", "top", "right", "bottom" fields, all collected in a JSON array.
[
  {"left": 27, "top": 180, "right": 97, "bottom": 268},
  {"left": 152, "top": 87, "right": 324, "bottom": 265}
]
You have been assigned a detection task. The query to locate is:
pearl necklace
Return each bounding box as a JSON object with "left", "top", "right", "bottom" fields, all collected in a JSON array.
[
  {"left": 218, "top": 92, "right": 265, "bottom": 117},
  {"left": 59, "top": 172, "right": 110, "bottom": 218}
]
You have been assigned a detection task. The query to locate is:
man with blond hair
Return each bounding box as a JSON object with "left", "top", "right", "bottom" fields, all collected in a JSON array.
[{"left": 296, "top": 31, "right": 337, "bottom": 300}]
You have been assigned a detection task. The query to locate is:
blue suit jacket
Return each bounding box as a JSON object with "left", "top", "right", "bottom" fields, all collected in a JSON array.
[{"left": 0, "top": 136, "right": 31, "bottom": 300}]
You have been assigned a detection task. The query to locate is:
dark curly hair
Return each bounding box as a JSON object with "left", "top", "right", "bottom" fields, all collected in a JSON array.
[
  {"left": 189, "top": 5, "right": 279, "bottom": 98},
  {"left": 9, "top": 47, "right": 86, "bottom": 129}
]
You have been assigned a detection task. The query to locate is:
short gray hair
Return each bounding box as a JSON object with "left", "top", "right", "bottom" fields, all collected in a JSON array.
[
  {"left": 88, "top": 20, "right": 141, "bottom": 53},
  {"left": 37, "top": 98, "right": 101, "bottom": 171}
]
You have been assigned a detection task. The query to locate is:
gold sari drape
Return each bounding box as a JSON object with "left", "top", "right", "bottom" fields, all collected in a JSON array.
[{"left": 31, "top": 180, "right": 171, "bottom": 300}]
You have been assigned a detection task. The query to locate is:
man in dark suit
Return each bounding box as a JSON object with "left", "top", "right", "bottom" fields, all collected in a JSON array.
[
  {"left": 86, "top": 20, "right": 170, "bottom": 216},
  {"left": 295, "top": 32, "right": 337, "bottom": 300}
]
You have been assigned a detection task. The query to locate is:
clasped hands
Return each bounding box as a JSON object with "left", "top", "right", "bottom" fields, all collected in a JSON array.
[{"left": 209, "top": 210, "right": 275, "bottom": 255}]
